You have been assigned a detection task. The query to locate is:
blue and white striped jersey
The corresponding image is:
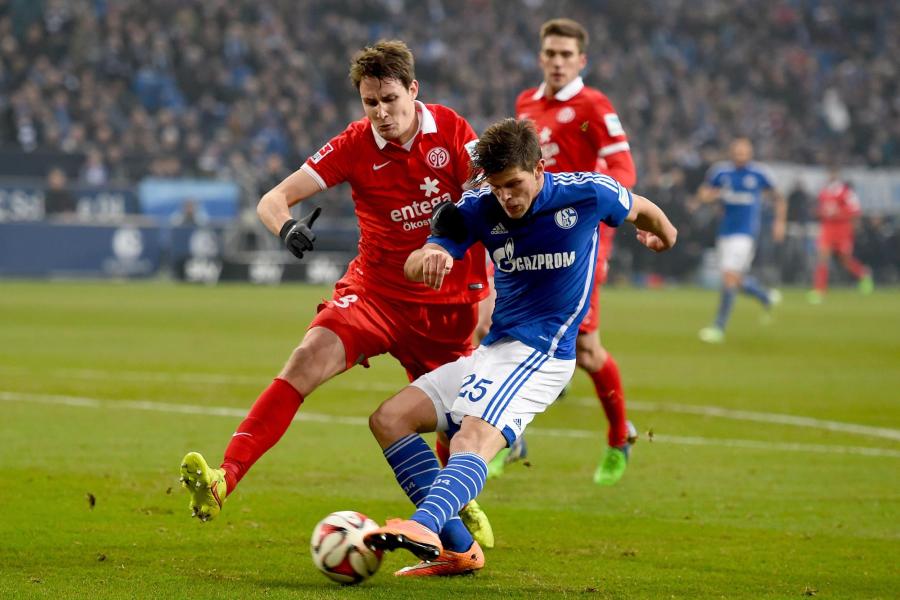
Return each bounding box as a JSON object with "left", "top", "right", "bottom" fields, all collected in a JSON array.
[
  {"left": 706, "top": 161, "right": 775, "bottom": 237},
  {"left": 429, "top": 171, "right": 632, "bottom": 359}
]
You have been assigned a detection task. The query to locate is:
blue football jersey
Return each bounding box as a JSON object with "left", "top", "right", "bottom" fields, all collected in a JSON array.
[
  {"left": 429, "top": 172, "right": 632, "bottom": 359},
  {"left": 706, "top": 161, "right": 775, "bottom": 237}
]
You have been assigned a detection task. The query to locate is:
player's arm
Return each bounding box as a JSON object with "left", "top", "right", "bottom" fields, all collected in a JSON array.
[
  {"left": 257, "top": 168, "right": 323, "bottom": 259},
  {"left": 769, "top": 187, "right": 787, "bottom": 243},
  {"left": 625, "top": 194, "right": 678, "bottom": 252},
  {"left": 602, "top": 150, "right": 636, "bottom": 189},
  {"left": 404, "top": 243, "right": 455, "bottom": 290},
  {"left": 696, "top": 183, "right": 720, "bottom": 204},
  {"left": 405, "top": 199, "right": 474, "bottom": 288}
]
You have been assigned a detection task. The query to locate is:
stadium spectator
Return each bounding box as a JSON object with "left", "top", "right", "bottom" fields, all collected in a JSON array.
[{"left": 43, "top": 166, "right": 76, "bottom": 218}]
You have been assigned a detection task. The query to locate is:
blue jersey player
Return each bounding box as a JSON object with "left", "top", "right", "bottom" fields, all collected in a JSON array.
[
  {"left": 362, "top": 118, "right": 677, "bottom": 576},
  {"left": 697, "top": 138, "right": 786, "bottom": 343}
]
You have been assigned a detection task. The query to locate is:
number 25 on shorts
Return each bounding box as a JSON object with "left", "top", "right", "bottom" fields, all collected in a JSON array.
[{"left": 457, "top": 374, "right": 494, "bottom": 402}]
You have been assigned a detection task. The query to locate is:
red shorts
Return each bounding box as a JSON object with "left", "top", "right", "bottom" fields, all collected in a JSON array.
[
  {"left": 818, "top": 223, "right": 855, "bottom": 255},
  {"left": 309, "top": 281, "right": 478, "bottom": 381},
  {"left": 578, "top": 226, "right": 615, "bottom": 335}
]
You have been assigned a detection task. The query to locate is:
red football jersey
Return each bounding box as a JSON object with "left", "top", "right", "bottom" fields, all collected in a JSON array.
[
  {"left": 817, "top": 180, "right": 861, "bottom": 224},
  {"left": 516, "top": 77, "right": 635, "bottom": 267},
  {"left": 302, "top": 102, "right": 488, "bottom": 305},
  {"left": 515, "top": 77, "right": 634, "bottom": 183}
]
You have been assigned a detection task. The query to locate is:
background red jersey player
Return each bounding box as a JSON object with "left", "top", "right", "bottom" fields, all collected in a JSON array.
[
  {"left": 484, "top": 18, "right": 638, "bottom": 486},
  {"left": 177, "top": 40, "right": 494, "bottom": 557},
  {"left": 809, "top": 167, "right": 873, "bottom": 303}
]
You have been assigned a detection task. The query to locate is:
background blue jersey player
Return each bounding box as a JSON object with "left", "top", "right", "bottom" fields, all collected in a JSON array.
[
  {"left": 696, "top": 137, "right": 786, "bottom": 343},
  {"left": 361, "top": 118, "right": 677, "bottom": 577}
]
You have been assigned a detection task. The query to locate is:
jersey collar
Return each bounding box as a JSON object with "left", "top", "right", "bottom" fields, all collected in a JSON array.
[
  {"left": 371, "top": 101, "right": 437, "bottom": 151},
  {"left": 532, "top": 76, "right": 585, "bottom": 102}
]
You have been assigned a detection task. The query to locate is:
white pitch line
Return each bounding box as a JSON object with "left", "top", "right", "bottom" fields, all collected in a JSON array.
[
  {"left": 2, "top": 391, "right": 899, "bottom": 459},
  {"left": 566, "top": 396, "right": 900, "bottom": 442},
  {"left": 3, "top": 364, "right": 899, "bottom": 441}
]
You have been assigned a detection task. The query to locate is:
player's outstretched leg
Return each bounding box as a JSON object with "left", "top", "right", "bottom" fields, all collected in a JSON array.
[
  {"left": 486, "top": 435, "right": 528, "bottom": 479},
  {"left": 393, "top": 540, "right": 485, "bottom": 577},
  {"left": 180, "top": 452, "right": 227, "bottom": 522},
  {"left": 458, "top": 499, "right": 494, "bottom": 549},
  {"left": 594, "top": 420, "right": 638, "bottom": 486}
]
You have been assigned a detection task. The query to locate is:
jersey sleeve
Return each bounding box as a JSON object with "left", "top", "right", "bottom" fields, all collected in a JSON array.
[
  {"left": 757, "top": 164, "right": 776, "bottom": 190},
  {"left": 706, "top": 163, "right": 726, "bottom": 188},
  {"left": 451, "top": 114, "right": 479, "bottom": 188},
  {"left": 426, "top": 193, "right": 480, "bottom": 259},
  {"left": 300, "top": 126, "right": 356, "bottom": 190},
  {"left": 589, "top": 95, "right": 629, "bottom": 156},
  {"left": 594, "top": 176, "right": 633, "bottom": 228}
]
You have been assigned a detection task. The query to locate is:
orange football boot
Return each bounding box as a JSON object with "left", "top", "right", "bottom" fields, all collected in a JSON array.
[
  {"left": 364, "top": 518, "right": 442, "bottom": 561},
  {"left": 394, "top": 540, "right": 485, "bottom": 577}
]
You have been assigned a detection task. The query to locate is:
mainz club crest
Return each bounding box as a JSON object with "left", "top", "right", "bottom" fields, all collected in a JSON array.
[
  {"left": 427, "top": 146, "right": 450, "bottom": 169},
  {"left": 556, "top": 107, "right": 576, "bottom": 123}
]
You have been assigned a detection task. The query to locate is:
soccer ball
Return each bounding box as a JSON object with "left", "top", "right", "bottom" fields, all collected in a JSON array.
[{"left": 310, "top": 511, "right": 383, "bottom": 584}]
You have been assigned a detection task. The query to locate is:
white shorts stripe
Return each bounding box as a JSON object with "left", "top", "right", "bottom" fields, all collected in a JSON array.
[
  {"left": 480, "top": 349, "right": 540, "bottom": 421},
  {"left": 484, "top": 351, "right": 547, "bottom": 424},
  {"left": 487, "top": 354, "right": 550, "bottom": 425}
]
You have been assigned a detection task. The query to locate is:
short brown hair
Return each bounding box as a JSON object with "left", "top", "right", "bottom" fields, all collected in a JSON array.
[
  {"left": 540, "top": 18, "right": 589, "bottom": 53},
  {"left": 348, "top": 40, "right": 415, "bottom": 89},
  {"left": 472, "top": 118, "right": 542, "bottom": 179}
]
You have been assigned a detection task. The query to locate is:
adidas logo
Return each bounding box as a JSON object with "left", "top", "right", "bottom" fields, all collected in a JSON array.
[
  {"left": 513, "top": 418, "right": 522, "bottom": 430},
  {"left": 490, "top": 223, "right": 508, "bottom": 235}
]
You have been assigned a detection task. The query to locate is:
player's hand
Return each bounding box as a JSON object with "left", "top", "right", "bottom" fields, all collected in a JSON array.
[
  {"left": 279, "top": 207, "right": 321, "bottom": 260},
  {"left": 421, "top": 247, "right": 453, "bottom": 290},
  {"left": 636, "top": 228, "right": 674, "bottom": 252}
]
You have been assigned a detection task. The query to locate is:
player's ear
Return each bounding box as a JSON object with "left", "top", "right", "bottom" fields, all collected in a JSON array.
[
  {"left": 534, "top": 159, "right": 545, "bottom": 179},
  {"left": 578, "top": 53, "right": 587, "bottom": 70},
  {"left": 408, "top": 80, "right": 419, "bottom": 100}
]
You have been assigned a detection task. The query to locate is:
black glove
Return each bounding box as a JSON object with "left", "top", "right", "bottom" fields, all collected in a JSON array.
[
  {"left": 430, "top": 201, "right": 468, "bottom": 242},
  {"left": 279, "top": 206, "right": 321, "bottom": 260}
]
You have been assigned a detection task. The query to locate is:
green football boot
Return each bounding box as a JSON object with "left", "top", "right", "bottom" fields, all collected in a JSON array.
[
  {"left": 593, "top": 446, "right": 629, "bottom": 486},
  {"left": 486, "top": 435, "right": 528, "bottom": 479},
  {"left": 458, "top": 499, "right": 495, "bottom": 549},
  {"left": 858, "top": 273, "right": 874, "bottom": 295},
  {"left": 698, "top": 325, "right": 725, "bottom": 344},
  {"left": 180, "top": 452, "right": 227, "bottom": 522}
]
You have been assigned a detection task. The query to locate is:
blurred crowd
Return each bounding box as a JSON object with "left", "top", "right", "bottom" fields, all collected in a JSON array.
[{"left": 1, "top": 0, "right": 897, "bottom": 282}]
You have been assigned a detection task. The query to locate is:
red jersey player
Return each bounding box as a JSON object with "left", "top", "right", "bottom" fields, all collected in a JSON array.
[
  {"left": 178, "top": 41, "right": 493, "bottom": 559},
  {"left": 488, "top": 18, "right": 638, "bottom": 485},
  {"left": 809, "top": 167, "right": 873, "bottom": 303}
]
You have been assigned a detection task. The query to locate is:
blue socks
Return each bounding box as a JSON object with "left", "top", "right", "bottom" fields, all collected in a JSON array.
[
  {"left": 383, "top": 435, "right": 473, "bottom": 552},
  {"left": 741, "top": 276, "right": 771, "bottom": 306},
  {"left": 715, "top": 287, "right": 737, "bottom": 329},
  {"left": 412, "top": 452, "right": 488, "bottom": 538}
]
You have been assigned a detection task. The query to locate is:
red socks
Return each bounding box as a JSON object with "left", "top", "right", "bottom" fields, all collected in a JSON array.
[
  {"left": 814, "top": 263, "right": 829, "bottom": 292},
  {"left": 589, "top": 354, "right": 629, "bottom": 447},
  {"left": 435, "top": 437, "right": 451, "bottom": 467},
  {"left": 221, "top": 378, "right": 304, "bottom": 493}
]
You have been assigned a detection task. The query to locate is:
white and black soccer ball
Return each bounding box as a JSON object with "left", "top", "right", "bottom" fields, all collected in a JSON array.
[{"left": 310, "top": 511, "right": 383, "bottom": 584}]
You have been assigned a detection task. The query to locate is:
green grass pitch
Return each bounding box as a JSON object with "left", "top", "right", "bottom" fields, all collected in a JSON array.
[{"left": 1, "top": 281, "right": 897, "bottom": 599}]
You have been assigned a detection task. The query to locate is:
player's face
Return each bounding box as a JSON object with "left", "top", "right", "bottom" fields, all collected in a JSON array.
[
  {"left": 487, "top": 161, "right": 546, "bottom": 219},
  {"left": 730, "top": 139, "right": 753, "bottom": 166},
  {"left": 359, "top": 77, "right": 419, "bottom": 144},
  {"left": 539, "top": 35, "right": 587, "bottom": 94}
]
